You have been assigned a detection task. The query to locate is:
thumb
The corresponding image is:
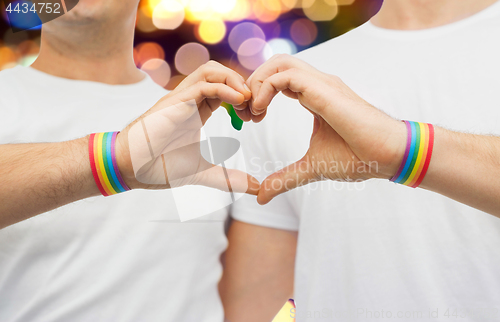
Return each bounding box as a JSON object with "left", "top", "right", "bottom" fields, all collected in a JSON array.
[
  {"left": 196, "top": 163, "right": 261, "bottom": 196},
  {"left": 257, "top": 156, "right": 317, "bottom": 205}
]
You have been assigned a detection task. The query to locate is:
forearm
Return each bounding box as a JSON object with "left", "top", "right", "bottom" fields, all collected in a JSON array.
[
  {"left": 420, "top": 127, "right": 500, "bottom": 216},
  {"left": 220, "top": 220, "right": 297, "bottom": 322},
  {"left": 0, "top": 136, "right": 99, "bottom": 228}
]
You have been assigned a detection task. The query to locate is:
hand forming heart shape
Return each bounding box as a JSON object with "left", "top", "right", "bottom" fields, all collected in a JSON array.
[
  {"left": 234, "top": 54, "right": 407, "bottom": 205},
  {"left": 113, "top": 57, "right": 406, "bottom": 206}
]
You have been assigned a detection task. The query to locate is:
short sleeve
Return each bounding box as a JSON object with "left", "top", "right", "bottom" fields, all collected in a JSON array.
[{"left": 231, "top": 193, "right": 300, "bottom": 231}]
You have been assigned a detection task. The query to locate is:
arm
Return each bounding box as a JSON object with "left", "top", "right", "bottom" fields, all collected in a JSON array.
[
  {"left": 0, "top": 137, "right": 98, "bottom": 229},
  {"left": 0, "top": 61, "right": 258, "bottom": 229},
  {"left": 420, "top": 128, "right": 500, "bottom": 216},
  {"left": 220, "top": 220, "right": 297, "bottom": 322},
  {"left": 239, "top": 54, "right": 500, "bottom": 217}
]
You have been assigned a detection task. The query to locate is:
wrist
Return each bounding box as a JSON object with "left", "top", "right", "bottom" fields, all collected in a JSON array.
[
  {"left": 387, "top": 120, "right": 408, "bottom": 179},
  {"left": 388, "top": 121, "right": 435, "bottom": 187},
  {"left": 68, "top": 136, "right": 102, "bottom": 198},
  {"left": 370, "top": 120, "right": 408, "bottom": 180},
  {"left": 88, "top": 132, "right": 135, "bottom": 195},
  {"left": 114, "top": 131, "right": 139, "bottom": 190}
]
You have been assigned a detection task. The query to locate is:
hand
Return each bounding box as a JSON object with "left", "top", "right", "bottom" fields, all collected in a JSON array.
[
  {"left": 115, "top": 61, "right": 260, "bottom": 195},
  {"left": 237, "top": 54, "right": 406, "bottom": 204}
]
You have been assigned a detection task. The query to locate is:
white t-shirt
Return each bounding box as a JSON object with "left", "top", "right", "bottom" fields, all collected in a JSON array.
[
  {"left": 0, "top": 66, "right": 240, "bottom": 322},
  {"left": 232, "top": 2, "right": 500, "bottom": 321}
]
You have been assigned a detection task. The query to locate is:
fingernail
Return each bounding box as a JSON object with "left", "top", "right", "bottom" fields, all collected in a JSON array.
[
  {"left": 244, "top": 83, "right": 251, "bottom": 92},
  {"left": 249, "top": 101, "right": 263, "bottom": 115},
  {"left": 251, "top": 107, "right": 265, "bottom": 116}
]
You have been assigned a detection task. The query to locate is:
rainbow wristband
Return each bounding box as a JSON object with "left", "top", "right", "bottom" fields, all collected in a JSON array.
[
  {"left": 88, "top": 132, "right": 131, "bottom": 196},
  {"left": 390, "top": 121, "right": 435, "bottom": 188}
]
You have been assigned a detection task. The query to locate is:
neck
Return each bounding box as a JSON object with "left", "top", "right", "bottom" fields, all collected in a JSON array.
[
  {"left": 371, "top": 0, "right": 498, "bottom": 30},
  {"left": 31, "top": 22, "right": 144, "bottom": 85}
]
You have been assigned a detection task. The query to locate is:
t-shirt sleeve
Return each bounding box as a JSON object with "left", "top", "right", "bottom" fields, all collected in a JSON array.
[{"left": 231, "top": 193, "right": 300, "bottom": 231}]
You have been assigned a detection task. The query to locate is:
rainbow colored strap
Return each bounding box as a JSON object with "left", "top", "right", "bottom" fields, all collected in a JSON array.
[
  {"left": 88, "top": 132, "right": 131, "bottom": 196},
  {"left": 390, "top": 121, "right": 435, "bottom": 188}
]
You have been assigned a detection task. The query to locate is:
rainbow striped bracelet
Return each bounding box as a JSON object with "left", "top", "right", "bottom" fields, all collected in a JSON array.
[
  {"left": 88, "top": 132, "right": 131, "bottom": 196},
  {"left": 390, "top": 121, "right": 435, "bottom": 188}
]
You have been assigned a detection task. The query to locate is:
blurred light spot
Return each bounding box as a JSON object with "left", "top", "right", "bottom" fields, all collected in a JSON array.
[
  {"left": 237, "top": 38, "right": 272, "bottom": 71},
  {"left": 0, "top": 46, "right": 17, "bottom": 70},
  {"left": 290, "top": 18, "right": 318, "bottom": 46},
  {"left": 153, "top": 0, "right": 185, "bottom": 30},
  {"left": 137, "top": 8, "right": 158, "bottom": 33},
  {"left": 336, "top": 0, "right": 355, "bottom": 5},
  {"left": 211, "top": 0, "right": 237, "bottom": 14},
  {"left": 253, "top": 0, "right": 281, "bottom": 23},
  {"left": 225, "top": 0, "right": 252, "bottom": 21},
  {"left": 228, "top": 22, "right": 265, "bottom": 53},
  {"left": 17, "top": 40, "right": 39, "bottom": 57},
  {"left": 265, "top": 38, "right": 297, "bottom": 59},
  {"left": 18, "top": 54, "right": 38, "bottom": 67},
  {"left": 281, "top": 0, "right": 299, "bottom": 9},
  {"left": 228, "top": 54, "right": 252, "bottom": 79},
  {"left": 1, "top": 62, "right": 17, "bottom": 70},
  {"left": 303, "top": 0, "right": 338, "bottom": 21},
  {"left": 302, "top": 0, "right": 315, "bottom": 8},
  {"left": 135, "top": 42, "right": 165, "bottom": 67},
  {"left": 14, "top": 40, "right": 39, "bottom": 67},
  {"left": 175, "top": 42, "right": 210, "bottom": 75},
  {"left": 267, "top": 21, "right": 282, "bottom": 39},
  {"left": 198, "top": 18, "right": 226, "bottom": 44},
  {"left": 184, "top": 0, "right": 247, "bottom": 22},
  {"left": 273, "top": 299, "right": 296, "bottom": 321},
  {"left": 185, "top": 0, "right": 212, "bottom": 22},
  {"left": 146, "top": 0, "right": 163, "bottom": 15},
  {"left": 141, "top": 59, "right": 172, "bottom": 87},
  {"left": 260, "top": 21, "right": 281, "bottom": 39}
]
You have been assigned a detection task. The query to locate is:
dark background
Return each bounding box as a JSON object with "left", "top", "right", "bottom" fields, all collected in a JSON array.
[{"left": 0, "top": 0, "right": 382, "bottom": 89}]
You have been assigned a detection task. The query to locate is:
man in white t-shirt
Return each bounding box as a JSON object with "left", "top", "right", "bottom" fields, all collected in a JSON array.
[
  {"left": 220, "top": 0, "right": 500, "bottom": 321},
  {"left": 0, "top": 1, "right": 253, "bottom": 321}
]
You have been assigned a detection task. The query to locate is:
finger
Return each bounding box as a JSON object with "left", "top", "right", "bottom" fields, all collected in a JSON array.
[
  {"left": 257, "top": 156, "right": 317, "bottom": 205},
  {"left": 251, "top": 109, "right": 267, "bottom": 123},
  {"left": 233, "top": 101, "right": 248, "bottom": 111},
  {"left": 203, "top": 98, "right": 222, "bottom": 113},
  {"left": 247, "top": 54, "right": 310, "bottom": 110},
  {"left": 179, "top": 82, "right": 247, "bottom": 107},
  {"left": 201, "top": 62, "right": 252, "bottom": 101},
  {"left": 181, "top": 61, "right": 252, "bottom": 101},
  {"left": 197, "top": 164, "right": 261, "bottom": 195},
  {"left": 282, "top": 89, "right": 299, "bottom": 100},
  {"left": 245, "top": 53, "right": 286, "bottom": 94},
  {"left": 234, "top": 105, "right": 253, "bottom": 122},
  {"left": 252, "top": 68, "right": 310, "bottom": 115},
  {"left": 174, "top": 62, "right": 223, "bottom": 89}
]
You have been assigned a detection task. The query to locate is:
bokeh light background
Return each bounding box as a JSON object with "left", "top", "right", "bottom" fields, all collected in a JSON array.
[
  {"left": 0, "top": 0, "right": 382, "bottom": 320},
  {"left": 0, "top": 0, "right": 382, "bottom": 89}
]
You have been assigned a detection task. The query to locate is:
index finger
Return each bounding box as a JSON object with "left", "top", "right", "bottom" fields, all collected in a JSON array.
[
  {"left": 176, "top": 61, "right": 251, "bottom": 101},
  {"left": 246, "top": 54, "right": 311, "bottom": 115}
]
